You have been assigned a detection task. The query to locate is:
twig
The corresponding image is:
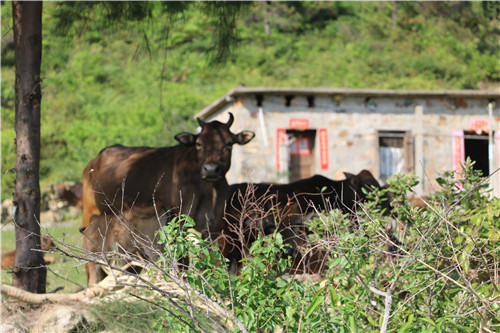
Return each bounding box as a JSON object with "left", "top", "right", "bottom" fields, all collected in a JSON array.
[
  {"left": 130, "top": 293, "right": 202, "bottom": 333},
  {"left": 46, "top": 266, "right": 85, "bottom": 290},
  {"left": 343, "top": 255, "right": 392, "bottom": 333}
]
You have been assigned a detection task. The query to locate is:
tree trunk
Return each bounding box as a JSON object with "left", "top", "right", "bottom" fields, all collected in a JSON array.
[
  {"left": 391, "top": 1, "right": 399, "bottom": 32},
  {"left": 263, "top": 1, "right": 270, "bottom": 35},
  {"left": 12, "top": 0, "right": 46, "bottom": 294}
]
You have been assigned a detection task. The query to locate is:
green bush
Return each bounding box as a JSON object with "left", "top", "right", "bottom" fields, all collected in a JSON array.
[{"left": 145, "top": 161, "right": 498, "bottom": 332}]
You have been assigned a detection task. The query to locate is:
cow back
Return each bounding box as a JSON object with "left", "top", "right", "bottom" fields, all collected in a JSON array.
[{"left": 82, "top": 113, "right": 255, "bottom": 245}]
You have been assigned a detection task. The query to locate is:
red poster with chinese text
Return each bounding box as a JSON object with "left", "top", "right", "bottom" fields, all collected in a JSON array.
[
  {"left": 276, "top": 128, "right": 286, "bottom": 170},
  {"left": 452, "top": 129, "right": 464, "bottom": 188},
  {"left": 319, "top": 128, "right": 329, "bottom": 170},
  {"left": 289, "top": 118, "right": 310, "bottom": 129}
]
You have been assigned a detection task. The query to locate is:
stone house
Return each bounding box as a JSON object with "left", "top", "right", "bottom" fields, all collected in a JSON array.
[{"left": 196, "top": 87, "right": 500, "bottom": 196}]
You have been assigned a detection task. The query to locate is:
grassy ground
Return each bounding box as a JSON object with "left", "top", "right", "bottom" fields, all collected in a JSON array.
[
  {"left": 1, "top": 220, "right": 226, "bottom": 332},
  {"left": 89, "top": 299, "right": 173, "bottom": 332},
  {"left": 1, "top": 220, "right": 87, "bottom": 293}
]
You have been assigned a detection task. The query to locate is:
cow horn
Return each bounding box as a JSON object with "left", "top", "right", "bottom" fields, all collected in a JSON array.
[
  {"left": 197, "top": 117, "right": 206, "bottom": 126},
  {"left": 226, "top": 112, "right": 234, "bottom": 127}
]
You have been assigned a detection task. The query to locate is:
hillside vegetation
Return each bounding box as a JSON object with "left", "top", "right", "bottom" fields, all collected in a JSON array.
[{"left": 1, "top": 1, "right": 499, "bottom": 198}]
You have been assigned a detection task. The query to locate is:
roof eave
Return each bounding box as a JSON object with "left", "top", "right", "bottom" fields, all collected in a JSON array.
[{"left": 196, "top": 87, "right": 500, "bottom": 120}]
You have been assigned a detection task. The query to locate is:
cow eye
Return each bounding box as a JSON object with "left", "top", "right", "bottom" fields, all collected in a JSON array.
[
  {"left": 224, "top": 143, "right": 233, "bottom": 150},
  {"left": 196, "top": 141, "right": 202, "bottom": 149}
]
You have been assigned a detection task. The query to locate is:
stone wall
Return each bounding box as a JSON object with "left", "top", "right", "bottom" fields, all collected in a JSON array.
[{"left": 207, "top": 93, "right": 499, "bottom": 196}]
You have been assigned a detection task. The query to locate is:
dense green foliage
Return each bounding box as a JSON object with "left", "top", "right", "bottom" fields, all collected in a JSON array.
[
  {"left": 143, "top": 160, "right": 498, "bottom": 332},
  {"left": 1, "top": 1, "right": 499, "bottom": 199}
]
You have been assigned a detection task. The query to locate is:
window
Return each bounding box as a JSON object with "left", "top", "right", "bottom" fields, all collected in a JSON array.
[
  {"left": 289, "top": 137, "right": 311, "bottom": 155},
  {"left": 379, "top": 131, "right": 413, "bottom": 182}
]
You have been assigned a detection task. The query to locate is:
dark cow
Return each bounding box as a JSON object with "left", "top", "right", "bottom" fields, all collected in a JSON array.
[
  {"left": 56, "top": 182, "right": 83, "bottom": 208},
  {"left": 229, "top": 170, "right": 391, "bottom": 217},
  {"left": 221, "top": 184, "right": 307, "bottom": 274},
  {"left": 82, "top": 203, "right": 169, "bottom": 284},
  {"left": 221, "top": 170, "right": 392, "bottom": 274},
  {"left": 82, "top": 113, "right": 255, "bottom": 284}
]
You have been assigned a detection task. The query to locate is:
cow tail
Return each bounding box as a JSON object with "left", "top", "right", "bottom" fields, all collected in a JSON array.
[{"left": 82, "top": 165, "right": 100, "bottom": 230}]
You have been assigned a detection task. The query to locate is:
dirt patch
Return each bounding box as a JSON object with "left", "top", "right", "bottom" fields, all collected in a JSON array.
[{"left": 1, "top": 299, "right": 94, "bottom": 332}]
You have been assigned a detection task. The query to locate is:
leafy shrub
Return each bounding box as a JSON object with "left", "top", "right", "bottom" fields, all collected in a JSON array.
[{"left": 146, "top": 160, "right": 498, "bottom": 332}]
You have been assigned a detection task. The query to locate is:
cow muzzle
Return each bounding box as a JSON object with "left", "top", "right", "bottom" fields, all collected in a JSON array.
[{"left": 201, "top": 163, "right": 224, "bottom": 182}]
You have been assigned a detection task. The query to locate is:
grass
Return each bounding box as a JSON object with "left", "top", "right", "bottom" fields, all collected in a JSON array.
[
  {"left": 1, "top": 220, "right": 87, "bottom": 293},
  {"left": 2, "top": 220, "right": 226, "bottom": 332},
  {"left": 87, "top": 299, "right": 167, "bottom": 333},
  {"left": 84, "top": 291, "right": 232, "bottom": 333}
]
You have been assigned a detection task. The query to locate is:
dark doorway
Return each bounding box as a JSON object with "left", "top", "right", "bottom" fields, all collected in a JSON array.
[
  {"left": 287, "top": 129, "right": 316, "bottom": 182},
  {"left": 464, "top": 131, "right": 489, "bottom": 176}
]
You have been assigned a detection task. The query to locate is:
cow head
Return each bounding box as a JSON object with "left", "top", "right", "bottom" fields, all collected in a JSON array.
[
  {"left": 346, "top": 170, "right": 393, "bottom": 215},
  {"left": 175, "top": 113, "right": 255, "bottom": 182}
]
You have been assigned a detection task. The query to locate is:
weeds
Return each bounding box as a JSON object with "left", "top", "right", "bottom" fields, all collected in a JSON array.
[{"left": 3, "top": 160, "right": 498, "bottom": 332}]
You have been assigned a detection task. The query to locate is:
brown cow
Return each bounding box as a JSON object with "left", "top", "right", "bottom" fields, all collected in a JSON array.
[
  {"left": 1, "top": 235, "right": 56, "bottom": 270},
  {"left": 82, "top": 203, "right": 169, "bottom": 284},
  {"left": 383, "top": 195, "right": 432, "bottom": 256},
  {"left": 82, "top": 113, "right": 255, "bottom": 284},
  {"left": 408, "top": 196, "right": 431, "bottom": 209},
  {"left": 56, "top": 182, "right": 83, "bottom": 208}
]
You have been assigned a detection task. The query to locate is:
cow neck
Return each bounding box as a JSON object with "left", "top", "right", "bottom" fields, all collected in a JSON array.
[
  {"left": 195, "top": 177, "right": 229, "bottom": 236},
  {"left": 201, "top": 177, "right": 229, "bottom": 208},
  {"left": 174, "top": 145, "right": 229, "bottom": 231}
]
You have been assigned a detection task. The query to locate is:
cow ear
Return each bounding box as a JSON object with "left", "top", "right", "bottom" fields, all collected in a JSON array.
[
  {"left": 358, "top": 169, "right": 374, "bottom": 181},
  {"left": 235, "top": 130, "right": 255, "bottom": 145},
  {"left": 358, "top": 169, "right": 380, "bottom": 188},
  {"left": 343, "top": 172, "right": 355, "bottom": 179},
  {"left": 349, "top": 174, "right": 360, "bottom": 189},
  {"left": 175, "top": 132, "right": 197, "bottom": 146}
]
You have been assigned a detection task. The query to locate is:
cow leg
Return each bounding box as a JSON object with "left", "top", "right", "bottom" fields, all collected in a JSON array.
[
  {"left": 178, "top": 255, "right": 189, "bottom": 272},
  {"left": 228, "top": 258, "right": 239, "bottom": 275},
  {"left": 85, "top": 261, "right": 106, "bottom": 285},
  {"left": 82, "top": 216, "right": 109, "bottom": 285},
  {"left": 82, "top": 170, "right": 101, "bottom": 230}
]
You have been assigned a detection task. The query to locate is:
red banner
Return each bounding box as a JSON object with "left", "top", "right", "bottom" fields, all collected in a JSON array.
[
  {"left": 319, "top": 128, "right": 329, "bottom": 170},
  {"left": 276, "top": 128, "right": 286, "bottom": 171},
  {"left": 289, "top": 118, "right": 309, "bottom": 129},
  {"left": 498, "top": 131, "right": 500, "bottom": 192},
  {"left": 452, "top": 129, "right": 464, "bottom": 187},
  {"left": 469, "top": 119, "right": 490, "bottom": 134}
]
